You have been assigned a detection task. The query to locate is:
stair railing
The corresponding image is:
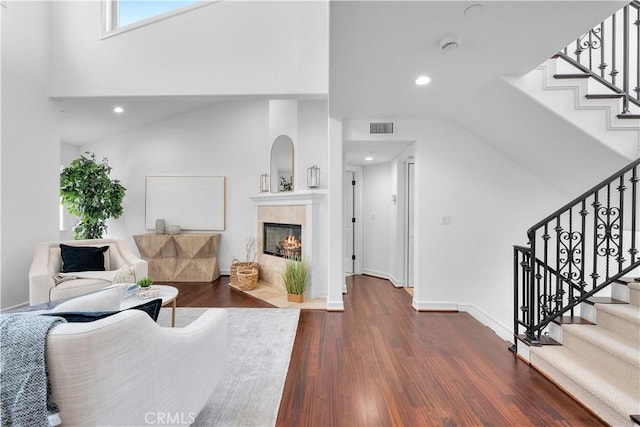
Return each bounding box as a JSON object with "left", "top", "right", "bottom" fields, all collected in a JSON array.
[
  {"left": 557, "top": 1, "right": 640, "bottom": 115},
  {"left": 514, "top": 159, "right": 640, "bottom": 347}
]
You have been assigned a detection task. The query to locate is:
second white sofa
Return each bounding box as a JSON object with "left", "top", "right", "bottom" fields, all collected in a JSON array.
[{"left": 29, "top": 239, "right": 148, "bottom": 305}]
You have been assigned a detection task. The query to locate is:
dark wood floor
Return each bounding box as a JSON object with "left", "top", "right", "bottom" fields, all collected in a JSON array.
[{"left": 171, "top": 275, "right": 605, "bottom": 427}]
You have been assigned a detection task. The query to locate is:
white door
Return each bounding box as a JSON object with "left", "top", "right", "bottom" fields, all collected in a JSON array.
[
  {"left": 406, "top": 161, "right": 415, "bottom": 287},
  {"left": 344, "top": 171, "right": 356, "bottom": 275}
]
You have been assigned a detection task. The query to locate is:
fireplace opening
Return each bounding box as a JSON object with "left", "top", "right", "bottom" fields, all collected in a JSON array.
[{"left": 263, "top": 222, "right": 302, "bottom": 259}]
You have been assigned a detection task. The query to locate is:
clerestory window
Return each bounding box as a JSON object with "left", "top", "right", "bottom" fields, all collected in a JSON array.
[{"left": 102, "top": 0, "right": 209, "bottom": 37}]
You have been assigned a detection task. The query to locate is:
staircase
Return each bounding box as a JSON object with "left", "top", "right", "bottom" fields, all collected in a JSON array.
[
  {"left": 529, "top": 279, "right": 640, "bottom": 426},
  {"left": 512, "top": 11, "right": 640, "bottom": 424},
  {"left": 510, "top": 57, "right": 640, "bottom": 161},
  {"left": 513, "top": 157, "right": 640, "bottom": 425}
]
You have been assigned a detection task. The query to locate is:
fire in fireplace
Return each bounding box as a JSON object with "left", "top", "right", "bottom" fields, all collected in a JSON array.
[{"left": 263, "top": 222, "right": 302, "bottom": 259}]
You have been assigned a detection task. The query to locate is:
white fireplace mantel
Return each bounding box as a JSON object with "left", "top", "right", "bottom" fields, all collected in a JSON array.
[
  {"left": 251, "top": 190, "right": 326, "bottom": 299},
  {"left": 250, "top": 190, "right": 327, "bottom": 206}
]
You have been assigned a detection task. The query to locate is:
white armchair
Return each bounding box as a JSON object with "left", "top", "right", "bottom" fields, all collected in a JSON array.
[
  {"left": 29, "top": 239, "right": 148, "bottom": 306},
  {"left": 47, "top": 308, "right": 228, "bottom": 426}
]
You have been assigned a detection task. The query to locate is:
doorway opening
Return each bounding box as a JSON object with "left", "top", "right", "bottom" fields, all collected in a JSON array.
[
  {"left": 343, "top": 168, "right": 361, "bottom": 276},
  {"left": 405, "top": 159, "right": 415, "bottom": 289}
]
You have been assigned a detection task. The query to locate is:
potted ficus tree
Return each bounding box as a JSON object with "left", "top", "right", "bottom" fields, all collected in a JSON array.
[
  {"left": 60, "top": 152, "right": 126, "bottom": 240},
  {"left": 282, "top": 258, "right": 309, "bottom": 303}
]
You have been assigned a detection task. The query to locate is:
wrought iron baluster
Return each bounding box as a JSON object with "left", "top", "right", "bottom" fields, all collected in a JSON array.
[
  {"left": 574, "top": 36, "right": 582, "bottom": 63},
  {"left": 592, "top": 191, "right": 600, "bottom": 287},
  {"left": 622, "top": 5, "right": 630, "bottom": 113},
  {"left": 523, "top": 250, "right": 529, "bottom": 334},
  {"left": 617, "top": 176, "right": 626, "bottom": 273},
  {"left": 568, "top": 209, "right": 574, "bottom": 316},
  {"left": 606, "top": 183, "right": 612, "bottom": 279},
  {"left": 611, "top": 12, "right": 618, "bottom": 86},
  {"left": 529, "top": 237, "right": 537, "bottom": 340},
  {"left": 588, "top": 31, "right": 594, "bottom": 70},
  {"left": 514, "top": 248, "right": 520, "bottom": 341},
  {"left": 631, "top": 166, "right": 638, "bottom": 264},
  {"left": 580, "top": 200, "right": 588, "bottom": 296},
  {"left": 554, "top": 217, "right": 562, "bottom": 316},
  {"left": 636, "top": 6, "right": 639, "bottom": 101},
  {"left": 599, "top": 21, "right": 607, "bottom": 78},
  {"left": 543, "top": 223, "right": 550, "bottom": 316}
]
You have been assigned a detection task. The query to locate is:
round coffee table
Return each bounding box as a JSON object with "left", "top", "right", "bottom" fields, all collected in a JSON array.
[{"left": 120, "top": 285, "right": 179, "bottom": 326}]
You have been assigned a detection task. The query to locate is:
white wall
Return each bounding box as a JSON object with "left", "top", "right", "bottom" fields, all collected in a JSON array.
[
  {"left": 49, "top": 1, "right": 328, "bottom": 97},
  {"left": 80, "top": 99, "right": 328, "bottom": 284},
  {"left": 415, "top": 118, "right": 568, "bottom": 338},
  {"left": 298, "top": 101, "right": 329, "bottom": 190},
  {"left": 1, "top": 1, "right": 60, "bottom": 309},
  {"left": 327, "top": 117, "right": 345, "bottom": 308},
  {"left": 59, "top": 143, "right": 79, "bottom": 241}
]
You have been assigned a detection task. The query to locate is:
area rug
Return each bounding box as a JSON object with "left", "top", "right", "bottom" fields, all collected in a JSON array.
[{"left": 157, "top": 307, "right": 300, "bottom": 427}]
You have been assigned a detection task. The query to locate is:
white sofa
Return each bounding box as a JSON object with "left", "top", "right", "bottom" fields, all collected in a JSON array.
[
  {"left": 29, "top": 239, "right": 148, "bottom": 305},
  {"left": 47, "top": 308, "right": 228, "bottom": 426}
]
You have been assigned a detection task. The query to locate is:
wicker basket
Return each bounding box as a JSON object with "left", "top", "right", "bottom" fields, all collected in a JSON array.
[
  {"left": 230, "top": 259, "right": 259, "bottom": 285},
  {"left": 237, "top": 268, "right": 259, "bottom": 291}
]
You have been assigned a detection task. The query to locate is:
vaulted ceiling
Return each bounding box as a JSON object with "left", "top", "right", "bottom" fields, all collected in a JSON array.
[{"left": 56, "top": 0, "right": 626, "bottom": 165}]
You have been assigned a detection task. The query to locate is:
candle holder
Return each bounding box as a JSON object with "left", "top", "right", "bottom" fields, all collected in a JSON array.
[
  {"left": 260, "top": 173, "right": 270, "bottom": 192},
  {"left": 307, "top": 165, "right": 320, "bottom": 189}
]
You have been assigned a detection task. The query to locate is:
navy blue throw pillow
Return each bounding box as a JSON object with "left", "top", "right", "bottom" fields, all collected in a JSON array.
[
  {"left": 60, "top": 244, "right": 109, "bottom": 273},
  {"left": 43, "top": 299, "right": 163, "bottom": 323}
]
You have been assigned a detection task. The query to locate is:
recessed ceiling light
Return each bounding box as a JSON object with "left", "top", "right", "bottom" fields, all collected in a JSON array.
[
  {"left": 365, "top": 157, "right": 373, "bottom": 161},
  {"left": 415, "top": 75, "right": 431, "bottom": 86},
  {"left": 113, "top": 106, "right": 124, "bottom": 114}
]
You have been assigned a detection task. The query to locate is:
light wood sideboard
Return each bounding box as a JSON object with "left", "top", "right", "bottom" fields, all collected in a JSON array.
[{"left": 133, "top": 233, "right": 221, "bottom": 282}]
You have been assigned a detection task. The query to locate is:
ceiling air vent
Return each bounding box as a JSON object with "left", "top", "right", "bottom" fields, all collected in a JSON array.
[{"left": 369, "top": 122, "right": 394, "bottom": 134}]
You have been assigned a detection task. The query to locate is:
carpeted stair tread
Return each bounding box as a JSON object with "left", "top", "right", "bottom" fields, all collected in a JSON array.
[
  {"left": 563, "top": 324, "right": 640, "bottom": 368},
  {"left": 630, "top": 282, "right": 640, "bottom": 307},
  {"left": 531, "top": 345, "right": 640, "bottom": 417},
  {"left": 596, "top": 303, "right": 640, "bottom": 325},
  {"left": 531, "top": 350, "right": 638, "bottom": 427}
]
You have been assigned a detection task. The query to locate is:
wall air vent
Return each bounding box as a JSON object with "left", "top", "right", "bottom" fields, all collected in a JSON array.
[{"left": 369, "top": 122, "right": 394, "bottom": 134}]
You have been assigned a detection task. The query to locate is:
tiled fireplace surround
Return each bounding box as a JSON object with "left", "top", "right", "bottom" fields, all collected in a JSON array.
[{"left": 252, "top": 192, "right": 324, "bottom": 298}]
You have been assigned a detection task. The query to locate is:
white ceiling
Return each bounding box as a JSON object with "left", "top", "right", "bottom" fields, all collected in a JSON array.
[
  {"left": 329, "top": 1, "right": 627, "bottom": 120},
  {"left": 330, "top": 1, "right": 625, "bottom": 166},
  {"left": 344, "top": 139, "right": 414, "bottom": 166},
  {"left": 55, "top": 0, "right": 626, "bottom": 168},
  {"left": 56, "top": 96, "right": 225, "bottom": 145}
]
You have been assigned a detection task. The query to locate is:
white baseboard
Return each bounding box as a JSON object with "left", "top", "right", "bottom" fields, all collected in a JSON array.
[
  {"left": 412, "top": 300, "right": 458, "bottom": 311},
  {"left": 389, "top": 274, "right": 405, "bottom": 288},
  {"left": 1, "top": 301, "right": 29, "bottom": 312},
  {"left": 410, "top": 300, "right": 513, "bottom": 344},
  {"left": 326, "top": 300, "right": 345, "bottom": 311},
  {"left": 362, "top": 269, "right": 405, "bottom": 287},
  {"left": 362, "top": 268, "right": 389, "bottom": 280},
  {"left": 220, "top": 269, "right": 230, "bottom": 276},
  {"left": 458, "top": 303, "right": 513, "bottom": 343}
]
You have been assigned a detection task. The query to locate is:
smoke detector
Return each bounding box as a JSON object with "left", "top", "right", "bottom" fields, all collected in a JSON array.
[{"left": 440, "top": 37, "right": 460, "bottom": 53}]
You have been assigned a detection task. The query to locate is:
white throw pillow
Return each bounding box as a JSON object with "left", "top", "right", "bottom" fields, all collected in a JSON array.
[
  {"left": 112, "top": 264, "right": 135, "bottom": 284},
  {"left": 52, "top": 285, "right": 125, "bottom": 313}
]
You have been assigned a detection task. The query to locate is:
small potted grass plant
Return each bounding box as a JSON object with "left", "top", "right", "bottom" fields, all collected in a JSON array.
[
  {"left": 136, "top": 277, "right": 153, "bottom": 290},
  {"left": 282, "top": 258, "right": 309, "bottom": 303}
]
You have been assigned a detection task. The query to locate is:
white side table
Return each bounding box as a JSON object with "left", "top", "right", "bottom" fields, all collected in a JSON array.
[{"left": 121, "top": 285, "right": 179, "bottom": 327}]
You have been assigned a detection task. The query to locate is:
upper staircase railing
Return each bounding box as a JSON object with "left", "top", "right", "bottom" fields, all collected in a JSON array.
[
  {"left": 556, "top": 0, "right": 640, "bottom": 115},
  {"left": 513, "top": 159, "right": 640, "bottom": 347}
]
